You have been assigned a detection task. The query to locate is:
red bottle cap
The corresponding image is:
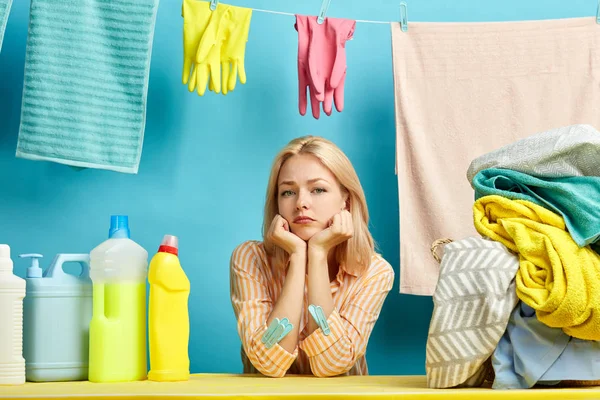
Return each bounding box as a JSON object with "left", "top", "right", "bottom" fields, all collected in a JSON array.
[{"left": 158, "top": 234, "right": 178, "bottom": 256}]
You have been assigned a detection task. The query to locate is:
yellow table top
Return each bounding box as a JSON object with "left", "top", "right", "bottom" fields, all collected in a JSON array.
[{"left": 1, "top": 374, "right": 600, "bottom": 400}]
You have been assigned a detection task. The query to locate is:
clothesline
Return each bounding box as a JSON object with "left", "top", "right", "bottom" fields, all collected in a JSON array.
[{"left": 251, "top": 7, "right": 395, "bottom": 25}]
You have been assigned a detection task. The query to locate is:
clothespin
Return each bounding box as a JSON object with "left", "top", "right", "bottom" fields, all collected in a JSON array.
[
  {"left": 308, "top": 305, "right": 331, "bottom": 336},
  {"left": 400, "top": 2, "right": 408, "bottom": 32},
  {"left": 261, "top": 318, "right": 280, "bottom": 347},
  {"left": 210, "top": 0, "right": 218, "bottom": 11},
  {"left": 596, "top": 0, "right": 600, "bottom": 24},
  {"left": 278, "top": 320, "right": 294, "bottom": 342},
  {"left": 317, "top": 0, "right": 332, "bottom": 24},
  {"left": 261, "top": 318, "right": 294, "bottom": 349}
]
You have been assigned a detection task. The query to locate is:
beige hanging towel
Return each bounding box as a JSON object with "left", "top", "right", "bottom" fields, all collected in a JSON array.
[{"left": 391, "top": 17, "right": 600, "bottom": 295}]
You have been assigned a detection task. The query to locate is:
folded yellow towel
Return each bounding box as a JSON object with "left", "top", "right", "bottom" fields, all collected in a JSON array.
[{"left": 473, "top": 195, "right": 600, "bottom": 340}]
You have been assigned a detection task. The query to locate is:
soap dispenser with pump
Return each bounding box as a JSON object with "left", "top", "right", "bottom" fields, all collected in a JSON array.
[{"left": 21, "top": 253, "right": 92, "bottom": 382}]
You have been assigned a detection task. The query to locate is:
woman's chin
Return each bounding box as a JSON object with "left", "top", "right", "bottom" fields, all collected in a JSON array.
[{"left": 291, "top": 226, "right": 321, "bottom": 242}]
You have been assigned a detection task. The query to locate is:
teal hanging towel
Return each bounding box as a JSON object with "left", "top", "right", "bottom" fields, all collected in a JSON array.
[
  {"left": 0, "top": 0, "right": 13, "bottom": 52},
  {"left": 16, "top": 0, "right": 159, "bottom": 174}
]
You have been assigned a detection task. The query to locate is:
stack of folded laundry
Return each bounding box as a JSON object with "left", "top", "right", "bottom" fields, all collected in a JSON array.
[{"left": 426, "top": 124, "right": 600, "bottom": 389}]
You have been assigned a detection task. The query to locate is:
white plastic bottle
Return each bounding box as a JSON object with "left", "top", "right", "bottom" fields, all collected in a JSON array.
[
  {"left": 89, "top": 215, "right": 149, "bottom": 383},
  {"left": 0, "top": 244, "right": 26, "bottom": 385}
]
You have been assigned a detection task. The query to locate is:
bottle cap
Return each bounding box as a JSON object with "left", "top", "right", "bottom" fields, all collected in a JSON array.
[
  {"left": 0, "top": 245, "right": 12, "bottom": 273},
  {"left": 109, "top": 215, "right": 131, "bottom": 239},
  {"left": 158, "top": 235, "right": 178, "bottom": 256}
]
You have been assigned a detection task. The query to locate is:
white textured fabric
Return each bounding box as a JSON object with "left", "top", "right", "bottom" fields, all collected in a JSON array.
[
  {"left": 426, "top": 237, "right": 519, "bottom": 388},
  {"left": 467, "top": 124, "right": 600, "bottom": 184}
]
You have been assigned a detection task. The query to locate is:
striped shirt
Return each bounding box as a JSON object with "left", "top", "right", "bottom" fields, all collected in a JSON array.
[{"left": 230, "top": 240, "right": 394, "bottom": 378}]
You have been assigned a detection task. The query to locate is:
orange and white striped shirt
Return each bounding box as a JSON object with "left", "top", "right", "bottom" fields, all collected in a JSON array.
[{"left": 229, "top": 240, "right": 394, "bottom": 378}]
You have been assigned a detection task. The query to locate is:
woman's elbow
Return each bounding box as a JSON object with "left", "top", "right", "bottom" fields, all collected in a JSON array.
[
  {"left": 313, "top": 369, "right": 343, "bottom": 378},
  {"left": 310, "top": 340, "right": 360, "bottom": 377},
  {"left": 245, "top": 339, "right": 294, "bottom": 378},
  {"left": 248, "top": 354, "right": 289, "bottom": 378},
  {"left": 259, "top": 368, "right": 287, "bottom": 378},
  {"left": 311, "top": 360, "right": 354, "bottom": 377}
]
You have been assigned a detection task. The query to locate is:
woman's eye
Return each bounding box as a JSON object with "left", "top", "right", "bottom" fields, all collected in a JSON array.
[
  {"left": 313, "top": 188, "right": 326, "bottom": 194},
  {"left": 281, "top": 190, "right": 294, "bottom": 197}
]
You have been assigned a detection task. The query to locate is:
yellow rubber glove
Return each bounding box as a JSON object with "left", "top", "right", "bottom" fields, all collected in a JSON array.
[
  {"left": 220, "top": 6, "right": 252, "bottom": 95},
  {"left": 195, "top": 4, "right": 232, "bottom": 95},
  {"left": 181, "top": 0, "right": 213, "bottom": 93}
]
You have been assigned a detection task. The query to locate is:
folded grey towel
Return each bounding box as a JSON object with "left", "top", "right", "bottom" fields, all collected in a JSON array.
[{"left": 467, "top": 124, "right": 600, "bottom": 184}]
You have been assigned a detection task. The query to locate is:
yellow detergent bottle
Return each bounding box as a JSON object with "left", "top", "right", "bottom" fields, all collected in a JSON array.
[
  {"left": 88, "top": 216, "right": 148, "bottom": 383},
  {"left": 148, "top": 235, "right": 190, "bottom": 382}
]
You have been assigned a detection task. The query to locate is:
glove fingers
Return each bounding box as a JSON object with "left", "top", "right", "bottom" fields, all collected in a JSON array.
[
  {"left": 197, "top": 64, "right": 209, "bottom": 96},
  {"left": 333, "top": 72, "right": 346, "bottom": 112},
  {"left": 309, "top": 85, "right": 321, "bottom": 119},
  {"left": 323, "top": 85, "right": 334, "bottom": 116},
  {"left": 187, "top": 65, "right": 198, "bottom": 92},
  {"left": 299, "top": 87, "right": 308, "bottom": 116},
  {"left": 222, "top": 61, "right": 230, "bottom": 95},
  {"left": 229, "top": 61, "right": 239, "bottom": 91},
  {"left": 236, "top": 59, "right": 245, "bottom": 85},
  {"left": 208, "top": 75, "right": 215, "bottom": 92},
  {"left": 183, "top": 58, "right": 193, "bottom": 85},
  {"left": 210, "top": 60, "right": 221, "bottom": 94},
  {"left": 298, "top": 69, "right": 308, "bottom": 116}
]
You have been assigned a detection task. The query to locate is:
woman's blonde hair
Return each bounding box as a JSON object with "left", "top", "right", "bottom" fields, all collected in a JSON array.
[{"left": 262, "top": 135, "right": 375, "bottom": 275}]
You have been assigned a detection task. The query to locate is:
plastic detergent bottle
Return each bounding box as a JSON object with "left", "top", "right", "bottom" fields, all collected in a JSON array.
[
  {"left": 20, "top": 253, "right": 92, "bottom": 382},
  {"left": 0, "top": 245, "right": 26, "bottom": 385},
  {"left": 88, "top": 215, "right": 148, "bottom": 383},
  {"left": 148, "top": 235, "right": 190, "bottom": 382}
]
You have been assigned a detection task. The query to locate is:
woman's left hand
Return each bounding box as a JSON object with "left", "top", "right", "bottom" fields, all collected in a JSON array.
[{"left": 308, "top": 210, "right": 354, "bottom": 256}]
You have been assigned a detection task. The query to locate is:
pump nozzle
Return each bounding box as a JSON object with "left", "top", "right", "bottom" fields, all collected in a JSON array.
[{"left": 20, "top": 254, "right": 44, "bottom": 278}]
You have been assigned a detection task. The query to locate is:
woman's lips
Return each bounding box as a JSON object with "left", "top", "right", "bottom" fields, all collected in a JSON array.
[{"left": 293, "top": 216, "right": 315, "bottom": 224}]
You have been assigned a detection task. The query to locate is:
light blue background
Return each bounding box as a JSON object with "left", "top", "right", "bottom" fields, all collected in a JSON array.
[{"left": 0, "top": 0, "right": 596, "bottom": 375}]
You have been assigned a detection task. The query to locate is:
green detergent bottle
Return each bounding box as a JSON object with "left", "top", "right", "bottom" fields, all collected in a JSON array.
[{"left": 88, "top": 216, "right": 148, "bottom": 383}]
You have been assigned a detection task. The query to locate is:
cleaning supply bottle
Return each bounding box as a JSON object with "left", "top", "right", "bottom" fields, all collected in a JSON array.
[
  {"left": 0, "top": 244, "right": 26, "bottom": 385},
  {"left": 21, "top": 253, "right": 92, "bottom": 382},
  {"left": 89, "top": 215, "right": 148, "bottom": 383},
  {"left": 148, "top": 235, "right": 190, "bottom": 382}
]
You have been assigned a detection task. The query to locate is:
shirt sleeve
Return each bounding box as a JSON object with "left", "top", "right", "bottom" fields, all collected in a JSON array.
[
  {"left": 230, "top": 241, "right": 298, "bottom": 378},
  {"left": 299, "top": 258, "right": 394, "bottom": 377}
]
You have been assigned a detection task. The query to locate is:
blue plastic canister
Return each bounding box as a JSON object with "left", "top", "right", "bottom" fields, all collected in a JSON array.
[{"left": 21, "top": 254, "right": 92, "bottom": 382}]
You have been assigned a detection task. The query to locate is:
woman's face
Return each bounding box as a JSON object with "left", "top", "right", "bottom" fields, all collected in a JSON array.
[{"left": 277, "top": 154, "right": 347, "bottom": 241}]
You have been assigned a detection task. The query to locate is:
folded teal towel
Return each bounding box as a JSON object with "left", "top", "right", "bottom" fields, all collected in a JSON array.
[
  {"left": 473, "top": 168, "right": 600, "bottom": 247},
  {"left": 16, "top": 0, "right": 159, "bottom": 174},
  {"left": 0, "top": 0, "right": 13, "bottom": 52}
]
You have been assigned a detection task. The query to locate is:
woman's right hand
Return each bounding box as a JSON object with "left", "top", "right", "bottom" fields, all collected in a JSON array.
[{"left": 267, "top": 215, "right": 307, "bottom": 255}]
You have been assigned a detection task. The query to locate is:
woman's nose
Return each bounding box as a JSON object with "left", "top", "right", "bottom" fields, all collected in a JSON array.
[{"left": 296, "top": 191, "right": 309, "bottom": 210}]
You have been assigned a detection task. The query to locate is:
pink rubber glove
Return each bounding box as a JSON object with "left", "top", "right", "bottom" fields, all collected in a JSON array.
[
  {"left": 307, "top": 16, "right": 355, "bottom": 116},
  {"left": 295, "top": 15, "right": 322, "bottom": 119}
]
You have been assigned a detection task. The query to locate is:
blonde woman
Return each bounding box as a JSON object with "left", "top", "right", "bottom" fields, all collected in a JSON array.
[{"left": 230, "top": 136, "right": 394, "bottom": 378}]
